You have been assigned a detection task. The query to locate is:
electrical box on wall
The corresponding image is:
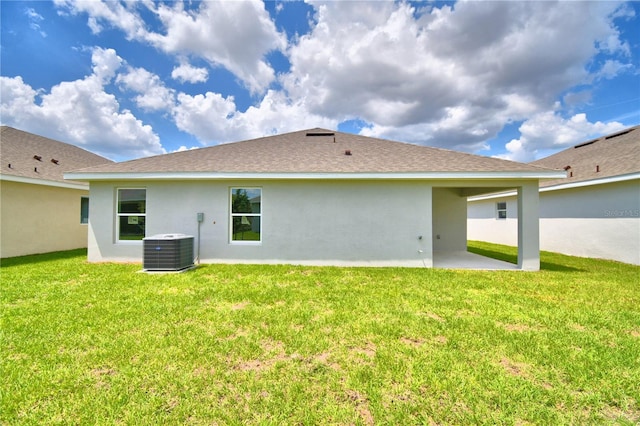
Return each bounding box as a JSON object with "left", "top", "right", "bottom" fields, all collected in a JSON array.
[{"left": 197, "top": 212, "right": 204, "bottom": 223}]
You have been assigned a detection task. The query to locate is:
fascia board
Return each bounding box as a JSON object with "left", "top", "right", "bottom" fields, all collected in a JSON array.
[
  {"left": 540, "top": 172, "right": 640, "bottom": 192},
  {"left": 467, "top": 172, "right": 640, "bottom": 201},
  {"left": 1, "top": 174, "right": 89, "bottom": 190},
  {"left": 64, "top": 170, "right": 567, "bottom": 182}
]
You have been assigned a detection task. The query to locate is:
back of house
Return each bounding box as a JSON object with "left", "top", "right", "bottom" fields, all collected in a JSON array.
[{"left": 65, "top": 128, "right": 564, "bottom": 270}]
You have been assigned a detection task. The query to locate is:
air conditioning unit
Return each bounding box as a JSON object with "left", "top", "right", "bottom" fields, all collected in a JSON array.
[{"left": 143, "top": 234, "right": 194, "bottom": 271}]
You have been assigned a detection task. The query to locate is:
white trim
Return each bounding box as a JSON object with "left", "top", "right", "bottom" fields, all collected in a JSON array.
[
  {"left": 229, "top": 187, "right": 262, "bottom": 244},
  {"left": 467, "top": 172, "right": 640, "bottom": 201},
  {"left": 469, "top": 190, "right": 517, "bottom": 201},
  {"left": 541, "top": 172, "right": 640, "bottom": 192},
  {"left": 496, "top": 201, "right": 507, "bottom": 219},
  {"left": 1, "top": 174, "right": 89, "bottom": 190},
  {"left": 116, "top": 187, "right": 147, "bottom": 243},
  {"left": 64, "top": 170, "right": 566, "bottom": 182}
]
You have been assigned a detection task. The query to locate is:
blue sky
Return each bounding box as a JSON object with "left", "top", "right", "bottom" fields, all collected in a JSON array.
[{"left": 1, "top": 0, "right": 638, "bottom": 162}]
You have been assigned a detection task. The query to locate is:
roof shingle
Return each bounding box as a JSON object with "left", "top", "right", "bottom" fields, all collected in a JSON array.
[
  {"left": 531, "top": 125, "right": 639, "bottom": 187},
  {"left": 0, "top": 126, "right": 112, "bottom": 185},
  {"left": 69, "top": 128, "right": 557, "bottom": 176}
]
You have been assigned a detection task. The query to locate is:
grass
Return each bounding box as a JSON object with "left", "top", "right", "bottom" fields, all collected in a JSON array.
[{"left": 1, "top": 242, "right": 639, "bottom": 425}]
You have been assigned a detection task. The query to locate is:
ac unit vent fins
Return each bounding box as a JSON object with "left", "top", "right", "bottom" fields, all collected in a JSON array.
[{"left": 143, "top": 234, "right": 194, "bottom": 271}]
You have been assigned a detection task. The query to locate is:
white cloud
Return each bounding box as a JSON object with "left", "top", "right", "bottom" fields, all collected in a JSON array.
[
  {"left": 91, "top": 46, "right": 122, "bottom": 83},
  {"left": 172, "top": 89, "right": 336, "bottom": 144},
  {"left": 173, "top": 145, "right": 200, "bottom": 153},
  {"left": 0, "top": 48, "right": 164, "bottom": 160},
  {"left": 25, "top": 7, "right": 47, "bottom": 37},
  {"left": 116, "top": 66, "right": 175, "bottom": 111},
  {"left": 55, "top": 0, "right": 286, "bottom": 93},
  {"left": 595, "top": 59, "right": 634, "bottom": 80},
  {"left": 146, "top": 1, "right": 286, "bottom": 93},
  {"left": 53, "top": 0, "right": 147, "bottom": 39},
  {"left": 498, "top": 112, "right": 626, "bottom": 162},
  {"left": 282, "top": 1, "right": 631, "bottom": 152},
  {"left": 43, "top": 1, "right": 635, "bottom": 161},
  {"left": 171, "top": 63, "right": 208, "bottom": 84},
  {"left": 172, "top": 91, "right": 238, "bottom": 142}
]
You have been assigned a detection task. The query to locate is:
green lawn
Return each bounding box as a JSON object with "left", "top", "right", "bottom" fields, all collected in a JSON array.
[{"left": 1, "top": 242, "right": 639, "bottom": 425}]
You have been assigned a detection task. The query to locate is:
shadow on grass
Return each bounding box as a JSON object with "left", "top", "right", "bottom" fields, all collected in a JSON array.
[
  {"left": 0, "top": 249, "right": 87, "bottom": 268},
  {"left": 467, "top": 246, "right": 582, "bottom": 272}
]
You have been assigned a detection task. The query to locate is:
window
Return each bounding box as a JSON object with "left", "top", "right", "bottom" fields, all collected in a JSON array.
[
  {"left": 230, "top": 188, "right": 261, "bottom": 242},
  {"left": 496, "top": 201, "right": 507, "bottom": 219},
  {"left": 80, "top": 197, "right": 89, "bottom": 224},
  {"left": 117, "top": 188, "right": 146, "bottom": 241}
]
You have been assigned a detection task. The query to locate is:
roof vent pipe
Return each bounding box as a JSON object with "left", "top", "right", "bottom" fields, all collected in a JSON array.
[
  {"left": 33, "top": 155, "right": 42, "bottom": 161},
  {"left": 596, "top": 165, "right": 600, "bottom": 172},
  {"left": 345, "top": 150, "right": 352, "bottom": 156}
]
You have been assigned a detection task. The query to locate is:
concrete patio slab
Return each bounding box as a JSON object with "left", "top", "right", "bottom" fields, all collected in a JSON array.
[{"left": 433, "top": 251, "right": 518, "bottom": 270}]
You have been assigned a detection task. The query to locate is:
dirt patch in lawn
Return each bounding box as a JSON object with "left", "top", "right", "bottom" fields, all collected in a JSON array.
[
  {"left": 498, "top": 322, "right": 542, "bottom": 333},
  {"left": 345, "top": 389, "right": 374, "bottom": 426},
  {"left": 400, "top": 336, "right": 426, "bottom": 347},
  {"left": 420, "top": 312, "right": 446, "bottom": 322},
  {"left": 499, "top": 357, "right": 529, "bottom": 377},
  {"left": 602, "top": 402, "right": 640, "bottom": 423},
  {"left": 231, "top": 301, "right": 249, "bottom": 311}
]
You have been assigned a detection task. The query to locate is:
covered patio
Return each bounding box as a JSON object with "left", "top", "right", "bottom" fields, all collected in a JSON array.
[{"left": 432, "top": 181, "right": 542, "bottom": 271}]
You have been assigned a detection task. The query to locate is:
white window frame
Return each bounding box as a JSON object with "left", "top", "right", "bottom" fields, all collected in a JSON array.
[
  {"left": 116, "top": 188, "right": 146, "bottom": 243},
  {"left": 230, "top": 187, "right": 262, "bottom": 245},
  {"left": 496, "top": 201, "right": 507, "bottom": 220}
]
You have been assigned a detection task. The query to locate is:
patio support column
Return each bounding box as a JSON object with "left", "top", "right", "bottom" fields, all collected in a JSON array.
[{"left": 517, "top": 182, "right": 540, "bottom": 271}]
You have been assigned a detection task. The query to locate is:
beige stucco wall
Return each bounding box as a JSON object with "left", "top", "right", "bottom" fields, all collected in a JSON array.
[{"left": 0, "top": 180, "right": 89, "bottom": 258}]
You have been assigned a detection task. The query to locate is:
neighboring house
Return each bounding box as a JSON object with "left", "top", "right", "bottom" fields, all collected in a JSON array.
[
  {"left": 65, "top": 129, "right": 564, "bottom": 270},
  {"left": 0, "top": 126, "right": 112, "bottom": 258},
  {"left": 468, "top": 126, "right": 640, "bottom": 265}
]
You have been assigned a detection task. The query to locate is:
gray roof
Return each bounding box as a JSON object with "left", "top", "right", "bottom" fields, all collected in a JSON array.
[
  {"left": 68, "top": 128, "right": 557, "bottom": 177},
  {"left": 531, "top": 125, "right": 640, "bottom": 187},
  {"left": 0, "top": 126, "right": 112, "bottom": 186}
]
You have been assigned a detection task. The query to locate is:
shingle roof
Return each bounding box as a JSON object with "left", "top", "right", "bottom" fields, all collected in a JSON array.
[
  {"left": 531, "top": 125, "right": 640, "bottom": 187},
  {"left": 0, "top": 126, "right": 112, "bottom": 186},
  {"left": 68, "top": 128, "right": 557, "bottom": 177}
]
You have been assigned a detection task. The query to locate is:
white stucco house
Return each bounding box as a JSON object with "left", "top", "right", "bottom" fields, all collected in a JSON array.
[
  {"left": 0, "top": 126, "right": 112, "bottom": 258},
  {"left": 65, "top": 129, "right": 565, "bottom": 270},
  {"left": 468, "top": 125, "right": 639, "bottom": 265}
]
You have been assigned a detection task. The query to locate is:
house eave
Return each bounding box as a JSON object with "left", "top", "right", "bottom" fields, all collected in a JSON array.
[
  {"left": 1, "top": 173, "right": 89, "bottom": 190},
  {"left": 467, "top": 172, "right": 640, "bottom": 201},
  {"left": 64, "top": 170, "right": 567, "bottom": 182}
]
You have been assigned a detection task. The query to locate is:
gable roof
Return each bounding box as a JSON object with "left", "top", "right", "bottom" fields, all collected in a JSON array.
[
  {"left": 531, "top": 125, "right": 640, "bottom": 188},
  {"left": 66, "top": 128, "right": 563, "bottom": 181},
  {"left": 0, "top": 126, "right": 112, "bottom": 188}
]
